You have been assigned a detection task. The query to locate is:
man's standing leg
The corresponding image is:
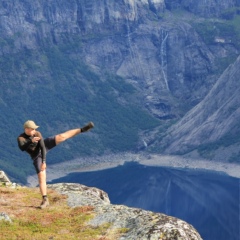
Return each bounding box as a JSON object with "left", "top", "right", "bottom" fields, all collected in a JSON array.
[
  {"left": 38, "top": 170, "right": 49, "bottom": 209},
  {"left": 34, "top": 157, "right": 49, "bottom": 209}
]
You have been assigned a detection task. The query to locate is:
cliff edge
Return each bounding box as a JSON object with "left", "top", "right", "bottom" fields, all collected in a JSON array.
[
  {"left": 0, "top": 171, "right": 202, "bottom": 240},
  {"left": 49, "top": 183, "right": 202, "bottom": 240}
]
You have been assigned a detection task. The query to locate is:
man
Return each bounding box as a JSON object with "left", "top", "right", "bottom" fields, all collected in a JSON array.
[{"left": 17, "top": 120, "right": 94, "bottom": 209}]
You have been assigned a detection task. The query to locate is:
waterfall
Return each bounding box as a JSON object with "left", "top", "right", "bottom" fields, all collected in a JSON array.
[
  {"left": 160, "top": 29, "right": 169, "bottom": 91},
  {"left": 143, "top": 139, "right": 148, "bottom": 148},
  {"left": 125, "top": 16, "right": 145, "bottom": 79}
]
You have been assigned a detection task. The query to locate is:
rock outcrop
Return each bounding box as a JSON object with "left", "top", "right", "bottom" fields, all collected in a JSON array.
[
  {"left": 0, "top": 171, "right": 202, "bottom": 239},
  {"left": 48, "top": 183, "right": 203, "bottom": 240},
  {"left": 0, "top": 171, "right": 11, "bottom": 185}
]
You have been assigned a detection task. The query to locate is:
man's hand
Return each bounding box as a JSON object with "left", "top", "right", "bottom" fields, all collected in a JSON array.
[
  {"left": 32, "top": 137, "right": 40, "bottom": 143},
  {"left": 41, "top": 162, "right": 46, "bottom": 171}
]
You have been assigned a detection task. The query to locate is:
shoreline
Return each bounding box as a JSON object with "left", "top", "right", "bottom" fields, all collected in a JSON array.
[{"left": 27, "top": 153, "right": 240, "bottom": 187}]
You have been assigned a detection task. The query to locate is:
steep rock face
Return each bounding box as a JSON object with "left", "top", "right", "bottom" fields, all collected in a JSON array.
[
  {"left": 85, "top": 20, "right": 217, "bottom": 118},
  {"left": 0, "top": 0, "right": 166, "bottom": 46},
  {"left": 48, "top": 183, "right": 203, "bottom": 240},
  {"left": 0, "top": 0, "right": 233, "bottom": 120},
  {"left": 162, "top": 55, "right": 240, "bottom": 154}
]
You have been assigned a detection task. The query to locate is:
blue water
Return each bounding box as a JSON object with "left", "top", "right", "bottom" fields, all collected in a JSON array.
[{"left": 50, "top": 161, "right": 240, "bottom": 240}]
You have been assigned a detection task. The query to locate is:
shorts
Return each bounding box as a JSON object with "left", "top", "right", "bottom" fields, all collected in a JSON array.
[{"left": 33, "top": 136, "right": 56, "bottom": 174}]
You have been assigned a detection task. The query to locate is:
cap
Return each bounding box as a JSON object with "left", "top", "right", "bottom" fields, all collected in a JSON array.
[{"left": 23, "top": 120, "right": 39, "bottom": 129}]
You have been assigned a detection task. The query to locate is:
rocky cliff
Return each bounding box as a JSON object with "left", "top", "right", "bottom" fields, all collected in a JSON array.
[
  {"left": 0, "top": 172, "right": 202, "bottom": 240},
  {"left": 48, "top": 183, "right": 203, "bottom": 240}
]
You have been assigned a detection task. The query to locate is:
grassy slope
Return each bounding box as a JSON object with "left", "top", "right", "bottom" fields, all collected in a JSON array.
[{"left": 0, "top": 184, "right": 123, "bottom": 240}]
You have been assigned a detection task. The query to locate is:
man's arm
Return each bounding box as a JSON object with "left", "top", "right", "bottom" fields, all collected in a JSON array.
[
  {"left": 17, "top": 136, "right": 33, "bottom": 151},
  {"left": 38, "top": 137, "right": 47, "bottom": 171},
  {"left": 39, "top": 137, "right": 46, "bottom": 162}
]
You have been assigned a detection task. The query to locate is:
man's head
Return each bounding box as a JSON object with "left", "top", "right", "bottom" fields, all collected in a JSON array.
[{"left": 23, "top": 120, "right": 39, "bottom": 136}]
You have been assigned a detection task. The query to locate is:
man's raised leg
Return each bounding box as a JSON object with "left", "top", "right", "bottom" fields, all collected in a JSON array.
[{"left": 55, "top": 122, "right": 94, "bottom": 145}]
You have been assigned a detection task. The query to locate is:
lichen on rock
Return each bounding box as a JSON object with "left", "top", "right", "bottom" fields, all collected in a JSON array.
[{"left": 49, "top": 183, "right": 203, "bottom": 240}]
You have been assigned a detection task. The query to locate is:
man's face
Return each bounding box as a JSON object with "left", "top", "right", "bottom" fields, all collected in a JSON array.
[{"left": 25, "top": 127, "right": 36, "bottom": 136}]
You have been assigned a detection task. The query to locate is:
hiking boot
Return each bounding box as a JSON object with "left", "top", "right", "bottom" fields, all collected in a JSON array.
[
  {"left": 40, "top": 197, "right": 50, "bottom": 209},
  {"left": 81, "top": 122, "right": 94, "bottom": 132}
]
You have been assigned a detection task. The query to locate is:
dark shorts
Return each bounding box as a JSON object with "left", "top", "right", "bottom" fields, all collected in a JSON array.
[{"left": 33, "top": 136, "right": 56, "bottom": 174}]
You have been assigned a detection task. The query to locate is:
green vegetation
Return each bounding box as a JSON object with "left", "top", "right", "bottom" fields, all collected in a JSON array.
[
  {"left": 229, "top": 152, "right": 240, "bottom": 163},
  {"left": 197, "top": 129, "right": 240, "bottom": 160},
  {"left": 0, "top": 186, "right": 123, "bottom": 240},
  {"left": 0, "top": 42, "right": 160, "bottom": 184},
  {"left": 193, "top": 18, "right": 240, "bottom": 46},
  {"left": 220, "top": 7, "right": 240, "bottom": 20},
  {"left": 197, "top": 143, "right": 218, "bottom": 160},
  {"left": 193, "top": 21, "right": 218, "bottom": 45},
  {"left": 192, "top": 15, "right": 240, "bottom": 73}
]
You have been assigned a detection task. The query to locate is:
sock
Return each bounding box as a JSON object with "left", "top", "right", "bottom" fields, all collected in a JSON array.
[
  {"left": 80, "top": 127, "right": 87, "bottom": 132},
  {"left": 42, "top": 195, "right": 47, "bottom": 199},
  {"left": 81, "top": 123, "right": 93, "bottom": 132}
]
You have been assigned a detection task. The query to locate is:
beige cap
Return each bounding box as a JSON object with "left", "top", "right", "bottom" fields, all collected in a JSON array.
[{"left": 23, "top": 120, "right": 39, "bottom": 129}]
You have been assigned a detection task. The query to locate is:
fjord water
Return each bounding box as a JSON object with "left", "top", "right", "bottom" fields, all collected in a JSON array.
[{"left": 50, "top": 161, "right": 240, "bottom": 240}]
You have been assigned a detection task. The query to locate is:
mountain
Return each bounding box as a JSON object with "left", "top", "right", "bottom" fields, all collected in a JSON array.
[
  {"left": 1, "top": 0, "right": 240, "bottom": 182},
  {"left": 160, "top": 54, "right": 240, "bottom": 161}
]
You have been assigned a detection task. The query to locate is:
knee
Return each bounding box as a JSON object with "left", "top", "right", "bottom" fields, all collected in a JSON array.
[
  {"left": 38, "top": 171, "right": 46, "bottom": 183},
  {"left": 55, "top": 134, "right": 66, "bottom": 145}
]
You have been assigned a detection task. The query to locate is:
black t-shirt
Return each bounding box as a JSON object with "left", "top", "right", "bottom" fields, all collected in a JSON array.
[{"left": 17, "top": 131, "right": 46, "bottom": 161}]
